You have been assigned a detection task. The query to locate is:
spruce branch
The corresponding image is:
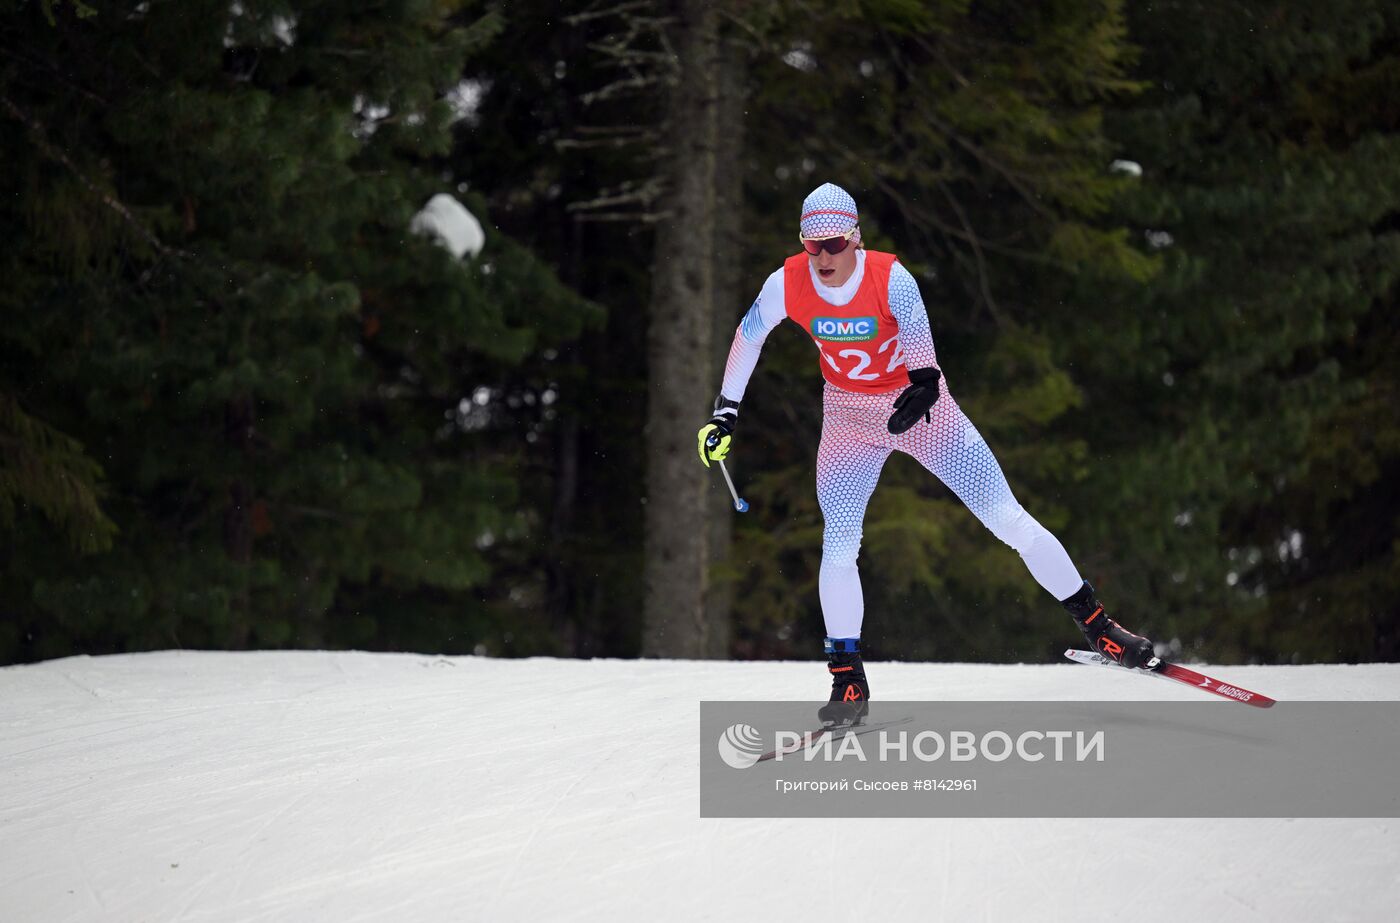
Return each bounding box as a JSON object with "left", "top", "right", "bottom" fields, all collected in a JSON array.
[
  {"left": 936, "top": 179, "right": 1010, "bottom": 328},
  {"left": 0, "top": 43, "right": 109, "bottom": 108},
  {"left": 873, "top": 30, "right": 1061, "bottom": 224},
  {"left": 39, "top": 0, "right": 96, "bottom": 26},
  {"left": 555, "top": 124, "right": 661, "bottom": 150},
  {"left": 565, "top": 177, "right": 665, "bottom": 214},
  {"left": 569, "top": 211, "right": 667, "bottom": 223},
  {"left": 579, "top": 73, "right": 666, "bottom": 106},
  {"left": 1, "top": 94, "right": 184, "bottom": 260},
  {"left": 0, "top": 394, "right": 116, "bottom": 554},
  {"left": 563, "top": 1, "right": 655, "bottom": 27}
]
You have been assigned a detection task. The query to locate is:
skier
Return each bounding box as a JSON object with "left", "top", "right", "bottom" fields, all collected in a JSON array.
[{"left": 697, "top": 183, "right": 1155, "bottom": 727}]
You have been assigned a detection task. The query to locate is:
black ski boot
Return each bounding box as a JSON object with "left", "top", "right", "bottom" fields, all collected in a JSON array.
[
  {"left": 817, "top": 638, "right": 870, "bottom": 727},
  {"left": 1062, "top": 581, "right": 1156, "bottom": 669}
]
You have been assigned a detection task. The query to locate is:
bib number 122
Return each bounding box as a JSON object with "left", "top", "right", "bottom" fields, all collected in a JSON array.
[{"left": 824, "top": 335, "right": 904, "bottom": 381}]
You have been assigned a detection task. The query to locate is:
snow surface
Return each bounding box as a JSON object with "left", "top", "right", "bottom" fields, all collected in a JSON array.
[
  {"left": 2, "top": 652, "right": 1398, "bottom": 922},
  {"left": 410, "top": 194, "right": 484, "bottom": 260}
]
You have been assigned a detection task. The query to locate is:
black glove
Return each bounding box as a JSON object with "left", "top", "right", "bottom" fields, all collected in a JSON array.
[{"left": 887, "top": 367, "right": 942, "bottom": 434}]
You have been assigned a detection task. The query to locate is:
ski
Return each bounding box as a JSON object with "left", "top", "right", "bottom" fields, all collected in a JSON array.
[
  {"left": 756, "top": 716, "right": 914, "bottom": 763},
  {"left": 1065, "top": 649, "right": 1276, "bottom": 708}
]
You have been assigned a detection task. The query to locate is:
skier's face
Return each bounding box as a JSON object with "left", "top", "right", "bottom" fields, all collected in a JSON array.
[{"left": 809, "top": 239, "right": 859, "bottom": 287}]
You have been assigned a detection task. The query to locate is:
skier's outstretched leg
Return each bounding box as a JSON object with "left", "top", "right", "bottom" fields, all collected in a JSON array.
[{"left": 899, "top": 397, "right": 1155, "bottom": 667}]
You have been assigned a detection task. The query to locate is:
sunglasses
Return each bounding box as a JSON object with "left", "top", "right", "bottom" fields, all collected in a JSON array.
[{"left": 800, "top": 227, "right": 858, "bottom": 256}]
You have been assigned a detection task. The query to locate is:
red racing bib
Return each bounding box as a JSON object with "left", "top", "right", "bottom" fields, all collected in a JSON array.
[{"left": 784, "top": 250, "right": 909, "bottom": 394}]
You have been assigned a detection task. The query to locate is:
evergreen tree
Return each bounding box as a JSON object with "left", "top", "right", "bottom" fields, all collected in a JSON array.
[
  {"left": 1075, "top": 0, "right": 1400, "bottom": 661},
  {"left": 0, "top": 0, "right": 594, "bottom": 663},
  {"left": 452, "top": 2, "right": 666, "bottom": 656}
]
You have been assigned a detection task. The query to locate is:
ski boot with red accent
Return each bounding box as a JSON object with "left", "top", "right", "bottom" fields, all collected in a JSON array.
[
  {"left": 1062, "top": 581, "right": 1155, "bottom": 669},
  {"left": 817, "top": 638, "right": 870, "bottom": 727}
]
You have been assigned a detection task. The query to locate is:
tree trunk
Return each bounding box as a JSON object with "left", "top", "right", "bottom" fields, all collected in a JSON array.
[
  {"left": 548, "top": 412, "right": 580, "bottom": 654},
  {"left": 704, "top": 31, "right": 747, "bottom": 660},
  {"left": 641, "top": 0, "right": 719, "bottom": 658},
  {"left": 223, "top": 396, "right": 254, "bottom": 649}
]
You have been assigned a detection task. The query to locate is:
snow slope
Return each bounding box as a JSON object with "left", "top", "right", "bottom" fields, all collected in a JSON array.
[{"left": 2, "top": 652, "right": 1398, "bottom": 922}]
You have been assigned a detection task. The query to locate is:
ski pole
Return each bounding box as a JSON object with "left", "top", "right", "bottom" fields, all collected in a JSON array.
[
  {"left": 717, "top": 458, "right": 749, "bottom": 513},
  {"left": 705, "top": 429, "right": 749, "bottom": 512}
]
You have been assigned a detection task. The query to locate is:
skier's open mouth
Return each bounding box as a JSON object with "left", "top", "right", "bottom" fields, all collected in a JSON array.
[{"left": 818, "top": 267, "right": 835, "bottom": 279}]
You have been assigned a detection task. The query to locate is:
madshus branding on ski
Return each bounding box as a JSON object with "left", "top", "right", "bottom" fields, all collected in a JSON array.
[
  {"left": 1205, "top": 681, "right": 1254, "bottom": 702},
  {"left": 1061, "top": 649, "right": 1274, "bottom": 707}
]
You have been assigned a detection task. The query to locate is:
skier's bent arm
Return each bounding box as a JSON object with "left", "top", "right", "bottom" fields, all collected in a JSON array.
[
  {"left": 719, "top": 269, "right": 787, "bottom": 404},
  {"left": 882, "top": 262, "right": 943, "bottom": 433},
  {"left": 698, "top": 269, "right": 786, "bottom": 466},
  {"left": 887, "top": 262, "right": 938, "bottom": 373}
]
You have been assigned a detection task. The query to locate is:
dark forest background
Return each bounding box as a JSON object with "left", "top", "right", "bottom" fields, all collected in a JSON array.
[{"left": 3, "top": 0, "right": 1397, "bottom": 667}]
